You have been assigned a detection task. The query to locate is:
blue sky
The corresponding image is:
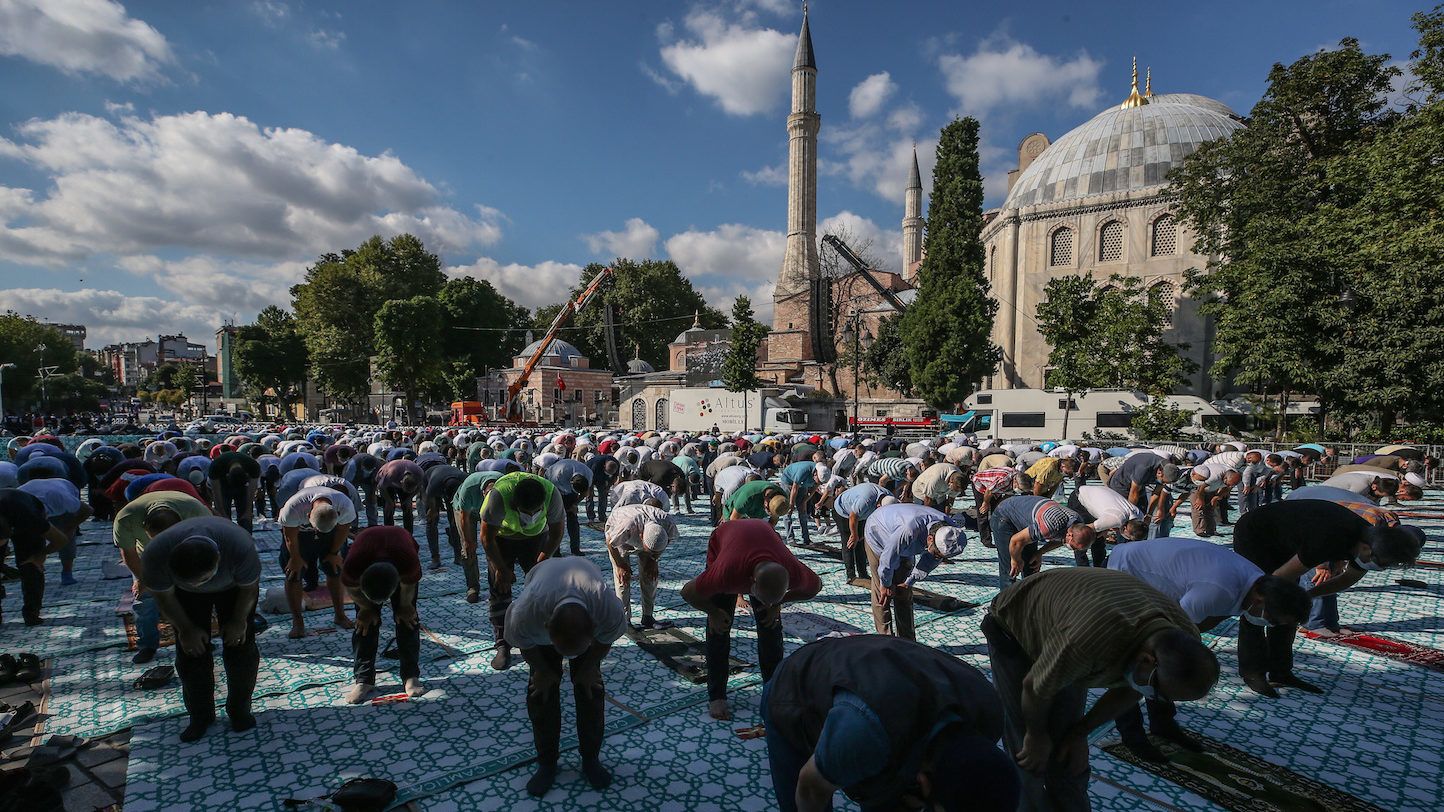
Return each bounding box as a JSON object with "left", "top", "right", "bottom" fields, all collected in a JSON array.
[{"left": 0, "top": 0, "right": 1429, "bottom": 347}]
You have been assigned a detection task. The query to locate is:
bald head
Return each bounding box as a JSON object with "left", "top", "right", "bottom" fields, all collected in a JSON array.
[
  {"left": 547, "top": 602, "right": 596, "bottom": 658},
  {"left": 751, "top": 561, "right": 789, "bottom": 607}
]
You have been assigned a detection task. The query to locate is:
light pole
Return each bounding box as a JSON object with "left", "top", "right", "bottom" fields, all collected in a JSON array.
[
  {"left": 840, "top": 311, "right": 874, "bottom": 432},
  {"left": 0, "top": 362, "right": 14, "bottom": 430}
]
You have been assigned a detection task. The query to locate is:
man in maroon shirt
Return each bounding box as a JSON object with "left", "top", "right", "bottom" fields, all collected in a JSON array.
[
  {"left": 680, "top": 519, "right": 821, "bottom": 721},
  {"left": 341, "top": 526, "right": 425, "bottom": 704}
]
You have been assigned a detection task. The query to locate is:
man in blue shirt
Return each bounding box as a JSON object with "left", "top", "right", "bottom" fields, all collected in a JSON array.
[
  {"left": 833, "top": 482, "right": 893, "bottom": 581},
  {"left": 863, "top": 503, "right": 966, "bottom": 640},
  {"left": 987, "top": 495, "right": 1093, "bottom": 589},
  {"left": 779, "top": 460, "right": 820, "bottom": 544}
]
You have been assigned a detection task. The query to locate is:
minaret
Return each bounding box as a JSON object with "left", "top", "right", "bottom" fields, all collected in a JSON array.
[
  {"left": 771, "top": 4, "right": 821, "bottom": 361},
  {"left": 902, "top": 145, "right": 923, "bottom": 283}
]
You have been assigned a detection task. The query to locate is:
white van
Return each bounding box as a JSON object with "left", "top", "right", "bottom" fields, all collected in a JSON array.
[{"left": 952, "top": 388, "right": 1227, "bottom": 442}]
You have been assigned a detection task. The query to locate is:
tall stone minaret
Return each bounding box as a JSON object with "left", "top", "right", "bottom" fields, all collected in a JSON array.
[
  {"left": 902, "top": 145, "right": 923, "bottom": 283},
  {"left": 770, "top": 5, "right": 821, "bottom": 362}
]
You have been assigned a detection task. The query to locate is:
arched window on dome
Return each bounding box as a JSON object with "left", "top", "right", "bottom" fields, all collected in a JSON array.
[
  {"left": 1151, "top": 214, "right": 1177, "bottom": 256},
  {"left": 1049, "top": 227, "right": 1074, "bottom": 267},
  {"left": 1151, "top": 280, "right": 1177, "bottom": 327},
  {"left": 1098, "top": 220, "right": 1124, "bottom": 263}
]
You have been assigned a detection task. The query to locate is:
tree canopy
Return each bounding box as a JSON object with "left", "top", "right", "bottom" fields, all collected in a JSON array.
[
  {"left": 373, "top": 296, "right": 446, "bottom": 419},
  {"left": 0, "top": 313, "right": 82, "bottom": 411},
  {"left": 233, "top": 305, "right": 309, "bottom": 419}
]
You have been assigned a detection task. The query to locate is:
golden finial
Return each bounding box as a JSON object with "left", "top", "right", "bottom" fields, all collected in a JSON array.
[
  {"left": 1145, "top": 66, "right": 1153, "bottom": 97},
  {"left": 1120, "top": 56, "right": 1148, "bottom": 109}
]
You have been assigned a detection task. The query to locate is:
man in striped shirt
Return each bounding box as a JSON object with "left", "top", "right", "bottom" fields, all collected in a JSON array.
[
  {"left": 971, "top": 467, "right": 1014, "bottom": 549},
  {"left": 986, "top": 495, "right": 1094, "bottom": 589},
  {"left": 982, "top": 568, "right": 1218, "bottom": 810}
]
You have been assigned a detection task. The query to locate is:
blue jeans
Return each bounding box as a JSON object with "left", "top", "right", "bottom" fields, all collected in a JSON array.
[
  {"left": 1147, "top": 515, "right": 1173, "bottom": 539},
  {"left": 783, "top": 495, "right": 812, "bottom": 544},
  {"left": 760, "top": 680, "right": 819, "bottom": 812},
  {"left": 1301, "top": 571, "right": 1340, "bottom": 632},
  {"left": 134, "top": 591, "right": 161, "bottom": 651},
  {"left": 990, "top": 515, "right": 1037, "bottom": 589}
]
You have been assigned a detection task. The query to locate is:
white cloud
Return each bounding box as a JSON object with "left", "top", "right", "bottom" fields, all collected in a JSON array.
[
  {"left": 735, "top": 0, "right": 792, "bottom": 16},
  {"left": 583, "top": 217, "right": 659, "bottom": 259},
  {"left": 640, "top": 62, "right": 681, "bottom": 94},
  {"left": 741, "top": 162, "right": 786, "bottom": 186},
  {"left": 1, "top": 287, "right": 225, "bottom": 346},
  {"left": 937, "top": 36, "right": 1103, "bottom": 118},
  {"left": 0, "top": 0, "right": 174, "bottom": 82},
  {"left": 819, "top": 211, "right": 903, "bottom": 275},
  {"left": 665, "top": 222, "right": 787, "bottom": 321},
  {"left": 306, "top": 28, "right": 345, "bottom": 50},
  {"left": 250, "top": 1, "right": 291, "bottom": 26},
  {"left": 446, "top": 257, "right": 584, "bottom": 311},
  {"left": 848, "top": 72, "right": 895, "bottom": 119},
  {"left": 0, "top": 110, "right": 504, "bottom": 263},
  {"left": 116, "top": 254, "right": 303, "bottom": 315},
  {"left": 825, "top": 116, "right": 936, "bottom": 203},
  {"left": 659, "top": 9, "right": 794, "bottom": 116}
]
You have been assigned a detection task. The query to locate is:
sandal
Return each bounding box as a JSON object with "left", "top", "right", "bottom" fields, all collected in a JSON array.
[
  {"left": 14, "top": 653, "right": 41, "bottom": 683},
  {"left": 133, "top": 665, "right": 174, "bottom": 690}
]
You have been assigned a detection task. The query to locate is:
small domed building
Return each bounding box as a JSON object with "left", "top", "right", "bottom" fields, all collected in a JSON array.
[
  {"left": 476, "top": 333, "right": 616, "bottom": 425},
  {"left": 982, "top": 64, "right": 1245, "bottom": 397}
]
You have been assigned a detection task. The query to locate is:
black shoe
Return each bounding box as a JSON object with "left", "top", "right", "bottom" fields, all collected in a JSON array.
[
  {"left": 229, "top": 709, "right": 256, "bottom": 733},
  {"left": 490, "top": 646, "right": 512, "bottom": 671},
  {"left": 1121, "top": 735, "right": 1169, "bottom": 763},
  {"left": 1270, "top": 672, "right": 1324, "bottom": 694},
  {"left": 465, "top": 589, "right": 480, "bottom": 604},
  {"left": 179, "top": 716, "right": 213, "bottom": 743},
  {"left": 132, "top": 648, "right": 157, "bottom": 665},
  {"left": 639, "top": 616, "right": 674, "bottom": 630},
  {"left": 23, "top": 613, "right": 43, "bottom": 627},
  {"left": 1241, "top": 672, "right": 1279, "bottom": 698},
  {"left": 1151, "top": 722, "right": 1204, "bottom": 752},
  {"left": 526, "top": 761, "right": 557, "bottom": 797},
  {"left": 581, "top": 755, "right": 612, "bottom": 790}
]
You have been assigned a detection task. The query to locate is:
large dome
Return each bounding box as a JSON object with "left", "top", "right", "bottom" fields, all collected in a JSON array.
[
  {"left": 1003, "top": 92, "right": 1243, "bottom": 210},
  {"left": 518, "top": 338, "right": 584, "bottom": 363}
]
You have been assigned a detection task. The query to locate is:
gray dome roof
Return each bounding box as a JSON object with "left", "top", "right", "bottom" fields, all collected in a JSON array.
[
  {"left": 519, "top": 338, "right": 584, "bottom": 363},
  {"left": 626, "top": 357, "right": 655, "bottom": 374},
  {"left": 1003, "top": 93, "right": 1243, "bottom": 210}
]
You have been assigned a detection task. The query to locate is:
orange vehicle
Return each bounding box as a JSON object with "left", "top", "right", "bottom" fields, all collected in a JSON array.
[{"left": 449, "top": 401, "right": 485, "bottom": 425}]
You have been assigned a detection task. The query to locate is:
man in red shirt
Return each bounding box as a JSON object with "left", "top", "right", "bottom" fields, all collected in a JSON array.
[
  {"left": 680, "top": 519, "right": 821, "bottom": 721},
  {"left": 341, "top": 526, "right": 425, "bottom": 704}
]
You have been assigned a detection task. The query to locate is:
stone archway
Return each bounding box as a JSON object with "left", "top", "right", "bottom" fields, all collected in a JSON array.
[
  {"left": 655, "top": 398, "right": 669, "bottom": 431},
  {"left": 630, "top": 398, "right": 646, "bottom": 431}
]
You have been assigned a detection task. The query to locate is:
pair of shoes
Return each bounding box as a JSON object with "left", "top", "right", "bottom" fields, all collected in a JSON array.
[
  {"left": 491, "top": 645, "right": 513, "bottom": 671},
  {"left": 1269, "top": 672, "right": 1325, "bottom": 694},
  {"left": 1241, "top": 672, "right": 1279, "bottom": 698},
  {"left": 10, "top": 653, "right": 41, "bottom": 683}
]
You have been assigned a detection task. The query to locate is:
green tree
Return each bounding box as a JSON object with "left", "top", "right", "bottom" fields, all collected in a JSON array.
[
  {"left": 1170, "top": 38, "right": 1398, "bottom": 425},
  {"left": 838, "top": 313, "right": 912, "bottom": 398},
  {"left": 0, "top": 314, "right": 81, "bottom": 410},
  {"left": 45, "top": 373, "right": 108, "bottom": 412},
  {"left": 1130, "top": 400, "right": 1197, "bottom": 441},
  {"left": 373, "top": 296, "right": 445, "bottom": 420},
  {"left": 721, "top": 296, "right": 768, "bottom": 430},
  {"left": 234, "top": 305, "right": 309, "bottom": 420},
  {"left": 536, "top": 260, "right": 725, "bottom": 371},
  {"left": 437, "top": 276, "right": 529, "bottom": 398},
  {"left": 899, "top": 117, "right": 999, "bottom": 408}
]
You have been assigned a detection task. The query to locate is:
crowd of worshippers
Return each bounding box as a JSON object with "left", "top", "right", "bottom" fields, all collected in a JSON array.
[{"left": 0, "top": 427, "right": 1430, "bottom": 809}]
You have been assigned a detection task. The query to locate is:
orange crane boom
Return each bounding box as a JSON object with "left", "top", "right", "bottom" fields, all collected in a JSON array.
[{"left": 503, "top": 266, "right": 615, "bottom": 421}]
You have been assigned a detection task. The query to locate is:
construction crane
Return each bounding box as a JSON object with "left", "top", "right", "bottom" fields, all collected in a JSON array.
[
  {"left": 501, "top": 266, "right": 615, "bottom": 423},
  {"left": 820, "top": 234, "right": 909, "bottom": 313}
]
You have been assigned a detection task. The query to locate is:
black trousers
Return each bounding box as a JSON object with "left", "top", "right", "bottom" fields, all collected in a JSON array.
[
  {"left": 352, "top": 589, "right": 420, "bottom": 683},
  {"left": 833, "top": 510, "right": 869, "bottom": 580},
  {"left": 488, "top": 535, "right": 543, "bottom": 646},
  {"left": 586, "top": 482, "right": 610, "bottom": 524},
  {"left": 173, "top": 586, "right": 259, "bottom": 722},
  {"left": 0, "top": 534, "right": 46, "bottom": 620},
  {"left": 973, "top": 488, "right": 993, "bottom": 547},
  {"left": 565, "top": 508, "right": 582, "bottom": 556},
  {"left": 425, "top": 496, "right": 460, "bottom": 565},
  {"left": 520, "top": 643, "right": 607, "bottom": 765},
  {"left": 384, "top": 493, "right": 414, "bottom": 534},
  {"left": 1115, "top": 697, "right": 1178, "bottom": 741},
  {"left": 217, "top": 480, "right": 254, "bottom": 532},
  {"left": 1236, "top": 618, "right": 1299, "bottom": 677},
  {"left": 705, "top": 593, "right": 783, "bottom": 702}
]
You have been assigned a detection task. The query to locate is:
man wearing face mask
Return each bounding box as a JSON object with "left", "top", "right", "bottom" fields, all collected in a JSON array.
[
  {"left": 680, "top": 519, "right": 821, "bottom": 722},
  {"left": 1107, "top": 539, "right": 1310, "bottom": 761},
  {"left": 983, "top": 567, "right": 1219, "bottom": 810},
  {"left": 862, "top": 503, "right": 967, "bottom": 641},
  {"left": 504, "top": 556, "right": 626, "bottom": 798},
  {"left": 140, "top": 516, "right": 262, "bottom": 743},
  {"left": 763, "top": 635, "right": 1021, "bottom": 812},
  {"left": 479, "top": 472, "right": 566, "bottom": 672},
  {"left": 1231, "top": 499, "right": 1422, "bottom": 697}
]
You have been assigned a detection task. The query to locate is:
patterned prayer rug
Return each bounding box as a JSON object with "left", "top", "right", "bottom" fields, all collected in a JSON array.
[{"left": 1301, "top": 628, "right": 1444, "bottom": 673}]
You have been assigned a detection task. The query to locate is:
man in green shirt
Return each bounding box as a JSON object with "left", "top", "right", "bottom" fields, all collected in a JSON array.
[
  {"left": 722, "top": 479, "right": 790, "bottom": 524},
  {"left": 113, "top": 491, "right": 214, "bottom": 664},
  {"left": 982, "top": 568, "right": 1219, "bottom": 810},
  {"left": 479, "top": 472, "right": 565, "bottom": 671},
  {"left": 453, "top": 470, "right": 504, "bottom": 604}
]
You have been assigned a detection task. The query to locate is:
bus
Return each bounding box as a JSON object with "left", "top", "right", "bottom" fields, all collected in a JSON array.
[{"left": 951, "top": 388, "right": 1229, "bottom": 442}]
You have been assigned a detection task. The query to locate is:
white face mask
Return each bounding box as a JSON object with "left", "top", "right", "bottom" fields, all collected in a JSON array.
[
  {"left": 1126, "top": 665, "right": 1157, "bottom": 698},
  {"left": 518, "top": 511, "right": 541, "bottom": 526},
  {"left": 1242, "top": 610, "right": 1270, "bottom": 626},
  {"left": 1354, "top": 557, "right": 1384, "bottom": 572}
]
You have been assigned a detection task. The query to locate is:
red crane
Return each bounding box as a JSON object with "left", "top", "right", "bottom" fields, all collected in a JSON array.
[{"left": 502, "top": 266, "right": 615, "bottom": 422}]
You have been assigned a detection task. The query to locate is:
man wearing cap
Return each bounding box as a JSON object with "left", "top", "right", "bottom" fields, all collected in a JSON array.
[
  {"left": 141, "top": 516, "right": 262, "bottom": 742},
  {"left": 680, "top": 519, "right": 821, "bottom": 721},
  {"left": 863, "top": 503, "right": 966, "bottom": 640},
  {"left": 480, "top": 471, "right": 566, "bottom": 671},
  {"left": 986, "top": 494, "right": 1095, "bottom": 589},
  {"left": 278, "top": 485, "right": 357, "bottom": 638},
  {"left": 912, "top": 462, "right": 967, "bottom": 513},
  {"left": 833, "top": 482, "right": 893, "bottom": 581},
  {"left": 1107, "top": 539, "right": 1310, "bottom": 760},
  {"left": 1179, "top": 464, "right": 1242, "bottom": 537},
  {"left": 544, "top": 458, "right": 593, "bottom": 556},
  {"left": 341, "top": 526, "right": 426, "bottom": 704},
  {"left": 983, "top": 567, "right": 1220, "bottom": 809},
  {"left": 723, "top": 478, "right": 790, "bottom": 524},
  {"left": 422, "top": 463, "right": 466, "bottom": 571},
  {"left": 113, "top": 490, "right": 213, "bottom": 663},
  {"left": 1231, "top": 499, "right": 1422, "bottom": 696},
  {"left": 604, "top": 503, "right": 678, "bottom": 629},
  {"left": 762, "top": 635, "right": 1021, "bottom": 812},
  {"left": 505, "top": 556, "right": 627, "bottom": 797}
]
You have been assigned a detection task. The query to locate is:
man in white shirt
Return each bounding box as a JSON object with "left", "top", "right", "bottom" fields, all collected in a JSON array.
[
  {"left": 1178, "top": 465, "right": 1241, "bottom": 536},
  {"left": 610, "top": 479, "right": 669, "bottom": 509},
  {"left": 604, "top": 503, "right": 677, "bottom": 629},
  {"left": 1321, "top": 471, "right": 1399, "bottom": 504},
  {"left": 1108, "top": 538, "right": 1310, "bottom": 761},
  {"left": 1064, "top": 485, "right": 1146, "bottom": 568},
  {"left": 505, "top": 557, "right": 626, "bottom": 798},
  {"left": 278, "top": 485, "right": 357, "bottom": 638}
]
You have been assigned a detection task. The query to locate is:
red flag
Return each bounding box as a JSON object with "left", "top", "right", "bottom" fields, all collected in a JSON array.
[{"left": 555, "top": 375, "right": 566, "bottom": 391}]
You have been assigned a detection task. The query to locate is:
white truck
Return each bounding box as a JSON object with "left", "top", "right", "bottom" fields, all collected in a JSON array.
[
  {"left": 666, "top": 387, "right": 809, "bottom": 434},
  {"left": 950, "top": 388, "right": 1230, "bottom": 442}
]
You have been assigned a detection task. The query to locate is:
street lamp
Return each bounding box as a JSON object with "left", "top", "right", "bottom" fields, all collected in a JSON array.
[
  {"left": 0, "top": 362, "right": 15, "bottom": 430},
  {"left": 840, "top": 311, "right": 874, "bottom": 431}
]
